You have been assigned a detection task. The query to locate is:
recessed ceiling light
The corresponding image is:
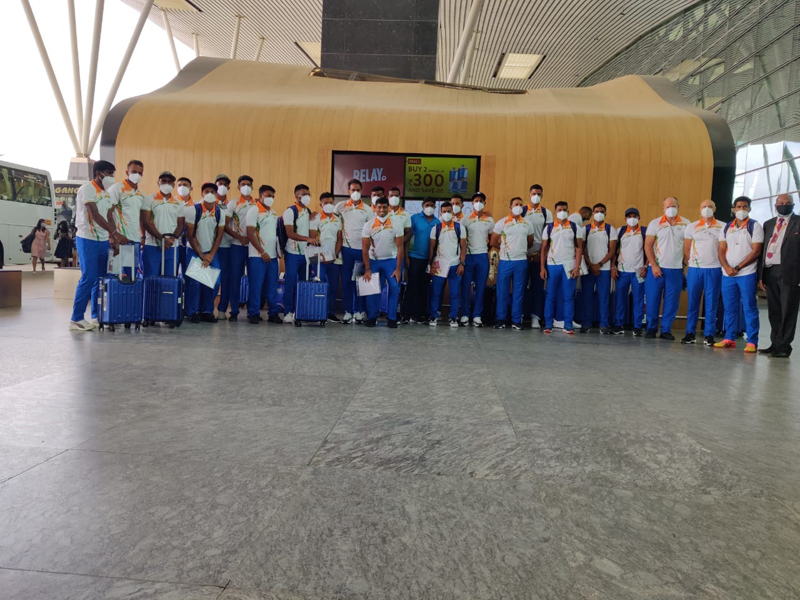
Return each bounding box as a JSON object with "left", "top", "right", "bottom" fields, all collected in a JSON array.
[
  {"left": 494, "top": 53, "right": 544, "bottom": 79},
  {"left": 296, "top": 41, "right": 321, "bottom": 67}
]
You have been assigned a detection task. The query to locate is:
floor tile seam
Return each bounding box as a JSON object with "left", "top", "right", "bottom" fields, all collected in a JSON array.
[
  {"left": 0, "top": 449, "right": 69, "bottom": 486},
  {"left": 0, "top": 365, "right": 84, "bottom": 391},
  {"left": 0, "top": 565, "right": 227, "bottom": 591},
  {"left": 215, "top": 579, "right": 232, "bottom": 600}
]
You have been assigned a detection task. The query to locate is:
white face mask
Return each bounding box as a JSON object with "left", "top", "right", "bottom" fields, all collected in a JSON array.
[
  {"left": 452, "top": 205, "right": 462, "bottom": 214},
  {"left": 423, "top": 206, "right": 435, "bottom": 217},
  {"left": 371, "top": 195, "right": 380, "bottom": 204},
  {"left": 262, "top": 196, "right": 274, "bottom": 207},
  {"left": 441, "top": 212, "right": 453, "bottom": 222},
  {"left": 531, "top": 194, "right": 541, "bottom": 205},
  {"left": 593, "top": 212, "right": 604, "bottom": 223},
  {"left": 377, "top": 214, "right": 388, "bottom": 223},
  {"left": 350, "top": 191, "right": 361, "bottom": 202},
  {"left": 240, "top": 185, "right": 252, "bottom": 197},
  {"left": 511, "top": 205, "right": 523, "bottom": 216},
  {"left": 473, "top": 202, "right": 484, "bottom": 212},
  {"left": 556, "top": 210, "right": 569, "bottom": 221},
  {"left": 217, "top": 184, "right": 228, "bottom": 196},
  {"left": 177, "top": 185, "right": 190, "bottom": 197},
  {"left": 322, "top": 203, "right": 334, "bottom": 214},
  {"left": 626, "top": 217, "right": 639, "bottom": 227},
  {"left": 101, "top": 175, "right": 115, "bottom": 190},
  {"left": 701, "top": 207, "right": 714, "bottom": 219},
  {"left": 300, "top": 194, "right": 311, "bottom": 207},
  {"left": 159, "top": 183, "right": 173, "bottom": 195},
  {"left": 203, "top": 193, "right": 216, "bottom": 204},
  {"left": 735, "top": 209, "right": 749, "bottom": 220},
  {"left": 389, "top": 196, "right": 400, "bottom": 207},
  {"left": 128, "top": 172, "right": 142, "bottom": 185},
  {"left": 665, "top": 206, "right": 678, "bottom": 218}
]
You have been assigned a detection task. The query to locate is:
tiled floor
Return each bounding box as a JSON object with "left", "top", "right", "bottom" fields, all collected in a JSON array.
[{"left": 1, "top": 271, "right": 799, "bottom": 599}]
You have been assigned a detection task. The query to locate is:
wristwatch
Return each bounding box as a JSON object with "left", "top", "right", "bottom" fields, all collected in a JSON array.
[{"left": 734, "top": 265, "right": 741, "bottom": 272}]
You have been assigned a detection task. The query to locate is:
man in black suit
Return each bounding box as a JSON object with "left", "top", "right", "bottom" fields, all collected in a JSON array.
[{"left": 759, "top": 193, "right": 800, "bottom": 358}]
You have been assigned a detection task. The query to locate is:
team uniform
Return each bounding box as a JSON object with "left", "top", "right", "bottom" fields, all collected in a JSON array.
[
  {"left": 71, "top": 181, "right": 112, "bottom": 322},
  {"left": 185, "top": 203, "right": 225, "bottom": 317},
  {"left": 614, "top": 224, "right": 647, "bottom": 329},
  {"left": 141, "top": 192, "right": 183, "bottom": 277},
  {"left": 404, "top": 212, "right": 440, "bottom": 321},
  {"left": 542, "top": 220, "right": 584, "bottom": 331},
  {"left": 310, "top": 212, "right": 343, "bottom": 316},
  {"left": 523, "top": 204, "right": 553, "bottom": 322},
  {"left": 493, "top": 215, "right": 534, "bottom": 325},
  {"left": 582, "top": 221, "right": 617, "bottom": 330},
  {"left": 226, "top": 197, "right": 254, "bottom": 317},
  {"left": 177, "top": 194, "right": 194, "bottom": 275},
  {"left": 362, "top": 216, "right": 404, "bottom": 320},
  {"left": 216, "top": 196, "right": 233, "bottom": 316},
  {"left": 246, "top": 203, "right": 280, "bottom": 319},
  {"left": 335, "top": 200, "right": 373, "bottom": 317},
  {"left": 107, "top": 180, "right": 144, "bottom": 278},
  {"left": 684, "top": 219, "right": 723, "bottom": 338},
  {"left": 644, "top": 215, "right": 689, "bottom": 334},
  {"left": 282, "top": 203, "right": 312, "bottom": 316},
  {"left": 720, "top": 219, "right": 764, "bottom": 345},
  {"left": 460, "top": 211, "right": 495, "bottom": 321},
  {"left": 429, "top": 220, "right": 467, "bottom": 321}
]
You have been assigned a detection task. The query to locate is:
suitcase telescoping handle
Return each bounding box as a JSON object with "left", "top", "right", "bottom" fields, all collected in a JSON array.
[
  {"left": 305, "top": 246, "right": 322, "bottom": 282},
  {"left": 120, "top": 242, "right": 138, "bottom": 284},
  {"left": 161, "top": 234, "right": 178, "bottom": 276}
]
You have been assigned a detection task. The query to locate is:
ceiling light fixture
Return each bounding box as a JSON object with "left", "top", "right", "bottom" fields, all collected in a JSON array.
[{"left": 494, "top": 53, "right": 545, "bottom": 79}]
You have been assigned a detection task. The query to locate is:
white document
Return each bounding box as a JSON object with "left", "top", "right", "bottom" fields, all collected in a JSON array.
[
  {"left": 357, "top": 273, "right": 381, "bottom": 296},
  {"left": 185, "top": 256, "right": 221, "bottom": 289}
]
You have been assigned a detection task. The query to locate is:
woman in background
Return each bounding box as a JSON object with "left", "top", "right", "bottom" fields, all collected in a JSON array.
[
  {"left": 30, "top": 219, "right": 50, "bottom": 272},
  {"left": 55, "top": 220, "right": 74, "bottom": 267}
]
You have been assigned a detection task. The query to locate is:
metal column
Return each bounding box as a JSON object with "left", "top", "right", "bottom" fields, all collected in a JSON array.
[
  {"left": 162, "top": 9, "right": 181, "bottom": 72},
  {"left": 82, "top": 0, "right": 105, "bottom": 154},
  {"left": 230, "top": 15, "right": 243, "bottom": 59},
  {"left": 446, "top": 0, "right": 485, "bottom": 84}
]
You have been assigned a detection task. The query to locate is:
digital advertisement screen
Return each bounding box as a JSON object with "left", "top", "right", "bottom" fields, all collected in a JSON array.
[{"left": 332, "top": 152, "right": 481, "bottom": 200}]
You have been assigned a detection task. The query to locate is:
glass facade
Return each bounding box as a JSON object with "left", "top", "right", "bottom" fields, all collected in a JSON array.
[{"left": 581, "top": 0, "right": 800, "bottom": 222}]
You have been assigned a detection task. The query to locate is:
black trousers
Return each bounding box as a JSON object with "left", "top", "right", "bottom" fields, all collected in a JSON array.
[
  {"left": 404, "top": 257, "right": 431, "bottom": 319},
  {"left": 764, "top": 265, "right": 800, "bottom": 353}
]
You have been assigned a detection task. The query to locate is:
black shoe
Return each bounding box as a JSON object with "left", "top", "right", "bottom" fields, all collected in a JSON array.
[
  {"left": 511, "top": 323, "right": 526, "bottom": 330},
  {"left": 266, "top": 314, "right": 282, "bottom": 324},
  {"left": 200, "top": 313, "right": 218, "bottom": 323},
  {"left": 680, "top": 333, "right": 696, "bottom": 344},
  {"left": 400, "top": 317, "right": 410, "bottom": 325},
  {"left": 645, "top": 330, "right": 656, "bottom": 339},
  {"left": 228, "top": 314, "right": 238, "bottom": 322},
  {"left": 660, "top": 332, "right": 675, "bottom": 341},
  {"left": 610, "top": 326, "right": 624, "bottom": 335},
  {"left": 248, "top": 316, "right": 260, "bottom": 325},
  {"left": 327, "top": 313, "right": 341, "bottom": 323},
  {"left": 388, "top": 319, "right": 398, "bottom": 329},
  {"left": 579, "top": 327, "right": 590, "bottom": 333},
  {"left": 188, "top": 313, "right": 200, "bottom": 324},
  {"left": 257, "top": 315, "right": 263, "bottom": 321},
  {"left": 771, "top": 350, "right": 791, "bottom": 358},
  {"left": 758, "top": 346, "right": 774, "bottom": 354},
  {"left": 600, "top": 327, "right": 610, "bottom": 335},
  {"left": 633, "top": 328, "right": 643, "bottom": 337},
  {"left": 493, "top": 323, "right": 506, "bottom": 329},
  {"left": 365, "top": 318, "right": 377, "bottom": 328},
  {"left": 704, "top": 336, "right": 715, "bottom": 346}
]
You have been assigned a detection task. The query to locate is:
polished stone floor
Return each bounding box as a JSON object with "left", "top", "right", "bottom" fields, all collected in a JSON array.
[{"left": 1, "top": 271, "right": 799, "bottom": 599}]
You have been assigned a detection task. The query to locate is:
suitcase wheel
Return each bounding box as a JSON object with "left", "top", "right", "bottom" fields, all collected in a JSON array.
[
  {"left": 124, "top": 323, "right": 131, "bottom": 330},
  {"left": 135, "top": 323, "right": 141, "bottom": 331},
  {"left": 320, "top": 321, "right": 326, "bottom": 327},
  {"left": 294, "top": 321, "right": 302, "bottom": 327},
  {"left": 169, "top": 323, "right": 175, "bottom": 329},
  {"left": 108, "top": 324, "right": 115, "bottom": 332},
  {"left": 99, "top": 324, "right": 104, "bottom": 331},
  {"left": 142, "top": 320, "right": 149, "bottom": 328},
  {"left": 174, "top": 320, "right": 182, "bottom": 328}
]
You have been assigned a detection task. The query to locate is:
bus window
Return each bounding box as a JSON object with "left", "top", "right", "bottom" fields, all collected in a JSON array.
[
  {"left": 11, "top": 169, "right": 52, "bottom": 206},
  {"left": 0, "top": 167, "right": 12, "bottom": 200}
]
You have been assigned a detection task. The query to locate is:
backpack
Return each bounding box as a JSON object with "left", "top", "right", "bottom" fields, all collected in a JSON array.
[
  {"left": 277, "top": 205, "right": 301, "bottom": 252},
  {"left": 723, "top": 219, "right": 756, "bottom": 236},
  {"left": 545, "top": 220, "right": 579, "bottom": 248},
  {"left": 521, "top": 206, "right": 549, "bottom": 222},
  {"left": 431, "top": 221, "right": 462, "bottom": 264},
  {"left": 20, "top": 232, "right": 34, "bottom": 254},
  {"left": 192, "top": 204, "right": 221, "bottom": 237},
  {"left": 585, "top": 222, "right": 611, "bottom": 243},
  {"left": 615, "top": 225, "right": 647, "bottom": 256}
]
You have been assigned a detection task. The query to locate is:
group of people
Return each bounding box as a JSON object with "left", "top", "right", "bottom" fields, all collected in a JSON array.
[{"left": 67, "top": 159, "right": 800, "bottom": 358}]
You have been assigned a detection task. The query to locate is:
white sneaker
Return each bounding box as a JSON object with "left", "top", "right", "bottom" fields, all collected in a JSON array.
[
  {"left": 89, "top": 318, "right": 99, "bottom": 326},
  {"left": 554, "top": 320, "right": 565, "bottom": 330},
  {"left": 459, "top": 316, "right": 469, "bottom": 325},
  {"left": 342, "top": 312, "right": 354, "bottom": 324},
  {"left": 69, "top": 320, "right": 96, "bottom": 331},
  {"left": 355, "top": 311, "right": 365, "bottom": 324},
  {"left": 429, "top": 318, "right": 438, "bottom": 327},
  {"left": 283, "top": 312, "right": 295, "bottom": 324},
  {"left": 449, "top": 318, "right": 459, "bottom": 328},
  {"left": 531, "top": 315, "right": 541, "bottom": 329},
  {"left": 472, "top": 317, "right": 483, "bottom": 327}
]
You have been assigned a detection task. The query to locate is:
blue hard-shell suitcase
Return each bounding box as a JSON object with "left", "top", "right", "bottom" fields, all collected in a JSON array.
[
  {"left": 143, "top": 240, "right": 184, "bottom": 328},
  {"left": 294, "top": 253, "right": 327, "bottom": 327},
  {"left": 98, "top": 244, "right": 143, "bottom": 332}
]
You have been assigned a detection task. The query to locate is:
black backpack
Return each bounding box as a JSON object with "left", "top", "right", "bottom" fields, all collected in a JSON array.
[
  {"left": 277, "top": 205, "right": 302, "bottom": 252},
  {"left": 430, "top": 221, "right": 462, "bottom": 264}
]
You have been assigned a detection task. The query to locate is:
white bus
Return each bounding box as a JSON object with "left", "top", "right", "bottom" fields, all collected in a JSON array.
[{"left": 0, "top": 160, "right": 57, "bottom": 265}]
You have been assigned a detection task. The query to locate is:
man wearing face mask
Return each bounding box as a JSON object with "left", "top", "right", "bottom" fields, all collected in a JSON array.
[
  {"left": 581, "top": 203, "right": 617, "bottom": 334},
  {"left": 70, "top": 160, "right": 119, "bottom": 331},
  {"left": 716, "top": 196, "right": 764, "bottom": 353},
  {"left": 644, "top": 196, "right": 689, "bottom": 340},
  {"left": 404, "top": 198, "right": 439, "bottom": 323},
  {"left": 370, "top": 186, "right": 385, "bottom": 207},
  {"left": 759, "top": 193, "right": 800, "bottom": 358},
  {"left": 185, "top": 183, "right": 225, "bottom": 323},
  {"left": 611, "top": 208, "right": 648, "bottom": 335},
  {"left": 387, "top": 186, "right": 412, "bottom": 269},
  {"left": 334, "top": 179, "right": 372, "bottom": 323},
  {"left": 492, "top": 197, "right": 534, "bottom": 330},
  {"left": 214, "top": 174, "right": 234, "bottom": 319},
  {"left": 428, "top": 201, "right": 468, "bottom": 327},
  {"left": 175, "top": 176, "right": 193, "bottom": 277},
  {"left": 223, "top": 175, "right": 255, "bottom": 322},
  {"left": 460, "top": 192, "right": 494, "bottom": 327},
  {"left": 523, "top": 184, "right": 551, "bottom": 328},
  {"left": 246, "top": 184, "right": 282, "bottom": 325},
  {"left": 450, "top": 194, "right": 465, "bottom": 223},
  {"left": 140, "top": 171, "right": 185, "bottom": 279},
  {"left": 541, "top": 201, "right": 584, "bottom": 334},
  {"left": 311, "top": 192, "right": 343, "bottom": 322},
  {"left": 682, "top": 199, "right": 723, "bottom": 345},
  {"left": 107, "top": 159, "right": 145, "bottom": 280},
  {"left": 361, "top": 197, "right": 404, "bottom": 328},
  {"left": 282, "top": 184, "right": 318, "bottom": 324}
]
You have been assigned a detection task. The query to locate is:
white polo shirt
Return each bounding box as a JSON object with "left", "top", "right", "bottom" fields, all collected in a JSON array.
[
  {"left": 430, "top": 220, "right": 467, "bottom": 269},
  {"left": 335, "top": 200, "right": 373, "bottom": 249},
  {"left": 493, "top": 215, "right": 533, "bottom": 261},
  {"left": 75, "top": 181, "right": 112, "bottom": 242},
  {"left": 524, "top": 205, "right": 553, "bottom": 254},
  {"left": 584, "top": 222, "right": 617, "bottom": 271},
  {"left": 246, "top": 203, "right": 279, "bottom": 259},
  {"left": 465, "top": 212, "right": 495, "bottom": 255},
  {"left": 543, "top": 220, "right": 584, "bottom": 266},
  {"left": 217, "top": 197, "right": 232, "bottom": 248},
  {"left": 720, "top": 219, "right": 764, "bottom": 277},
  {"left": 107, "top": 181, "right": 144, "bottom": 242},
  {"left": 685, "top": 219, "right": 723, "bottom": 268},
  {"left": 617, "top": 225, "right": 646, "bottom": 272},
  {"left": 310, "top": 213, "right": 343, "bottom": 260},
  {"left": 141, "top": 192, "right": 183, "bottom": 247},
  {"left": 362, "top": 216, "right": 404, "bottom": 261},
  {"left": 390, "top": 207, "right": 412, "bottom": 233},
  {"left": 227, "top": 197, "right": 253, "bottom": 247},
  {"left": 646, "top": 215, "right": 689, "bottom": 269},
  {"left": 185, "top": 203, "right": 224, "bottom": 253},
  {"left": 282, "top": 204, "right": 311, "bottom": 255}
]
